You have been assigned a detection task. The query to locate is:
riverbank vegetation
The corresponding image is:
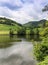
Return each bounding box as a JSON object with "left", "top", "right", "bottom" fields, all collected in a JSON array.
[
  {"left": 33, "top": 22, "right": 48, "bottom": 65},
  {"left": 24, "top": 17, "right": 48, "bottom": 65}
]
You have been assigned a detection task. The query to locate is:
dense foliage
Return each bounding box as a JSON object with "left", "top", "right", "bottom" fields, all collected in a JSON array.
[
  {"left": 38, "top": 56, "right": 48, "bottom": 65},
  {"left": 33, "top": 21, "right": 48, "bottom": 65},
  {"left": 34, "top": 37, "right": 48, "bottom": 61}
]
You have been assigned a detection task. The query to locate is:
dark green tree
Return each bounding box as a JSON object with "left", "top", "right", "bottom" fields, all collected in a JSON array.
[
  {"left": 43, "top": 22, "right": 46, "bottom": 28},
  {"left": 42, "top": 4, "right": 48, "bottom": 12},
  {"left": 9, "top": 28, "right": 14, "bottom": 35},
  {"left": 18, "top": 27, "right": 26, "bottom": 35},
  {"left": 30, "top": 29, "right": 34, "bottom": 35},
  {"left": 36, "top": 28, "right": 40, "bottom": 40}
]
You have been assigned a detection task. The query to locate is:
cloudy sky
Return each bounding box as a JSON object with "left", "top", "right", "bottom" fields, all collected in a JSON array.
[{"left": 0, "top": 0, "right": 48, "bottom": 24}]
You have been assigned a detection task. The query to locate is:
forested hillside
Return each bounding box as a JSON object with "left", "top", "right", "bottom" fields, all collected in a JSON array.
[
  {"left": 0, "top": 17, "right": 22, "bottom": 34},
  {"left": 24, "top": 19, "right": 48, "bottom": 28}
]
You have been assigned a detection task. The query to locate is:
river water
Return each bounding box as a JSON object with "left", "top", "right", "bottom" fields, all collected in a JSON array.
[{"left": 0, "top": 35, "right": 37, "bottom": 65}]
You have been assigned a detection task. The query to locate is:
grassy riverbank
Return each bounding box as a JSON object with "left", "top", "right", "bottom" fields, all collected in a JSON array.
[
  {"left": 0, "top": 31, "right": 9, "bottom": 34},
  {"left": 0, "top": 31, "right": 18, "bottom": 35}
]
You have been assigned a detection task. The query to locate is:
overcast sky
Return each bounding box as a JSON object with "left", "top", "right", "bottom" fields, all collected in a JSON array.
[{"left": 0, "top": 0, "right": 48, "bottom": 24}]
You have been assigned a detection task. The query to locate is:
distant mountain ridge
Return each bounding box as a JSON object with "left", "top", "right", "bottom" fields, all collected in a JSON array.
[
  {"left": 24, "top": 19, "right": 48, "bottom": 28},
  {"left": 0, "top": 17, "right": 48, "bottom": 30}
]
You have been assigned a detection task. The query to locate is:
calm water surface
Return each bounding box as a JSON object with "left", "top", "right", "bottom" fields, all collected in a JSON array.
[{"left": 0, "top": 35, "right": 37, "bottom": 65}]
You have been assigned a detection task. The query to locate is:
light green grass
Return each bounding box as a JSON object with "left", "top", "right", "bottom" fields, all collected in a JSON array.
[
  {"left": 0, "top": 24, "right": 22, "bottom": 34},
  {"left": 0, "top": 31, "right": 9, "bottom": 34},
  {"left": 0, "top": 24, "right": 21, "bottom": 31}
]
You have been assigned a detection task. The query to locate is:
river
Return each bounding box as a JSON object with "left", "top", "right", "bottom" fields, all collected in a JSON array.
[{"left": 0, "top": 35, "right": 37, "bottom": 65}]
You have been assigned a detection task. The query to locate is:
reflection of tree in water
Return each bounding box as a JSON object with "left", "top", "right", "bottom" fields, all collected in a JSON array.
[
  {"left": 10, "top": 34, "right": 14, "bottom": 39},
  {"left": 10, "top": 35, "right": 22, "bottom": 42},
  {"left": 0, "top": 35, "right": 12, "bottom": 48},
  {"left": 34, "top": 35, "right": 40, "bottom": 41},
  {"left": 25, "top": 35, "right": 34, "bottom": 41},
  {"left": 0, "top": 35, "right": 22, "bottom": 48},
  {"left": 25, "top": 34, "right": 41, "bottom": 41},
  {"left": 0, "top": 35, "right": 10, "bottom": 43},
  {"left": 33, "top": 28, "right": 40, "bottom": 41}
]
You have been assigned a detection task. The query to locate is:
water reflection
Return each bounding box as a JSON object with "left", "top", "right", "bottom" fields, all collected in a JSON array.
[
  {"left": 25, "top": 35, "right": 34, "bottom": 41},
  {"left": 0, "top": 35, "right": 22, "bottom": 48},
  {"left": 25, "top": 35, "right": 41, "bottom": 41},
  {"left": 0, "top": 41, "right": 36, "bottom": 65},
  {"left": 0, "top": 35, "right": 37, "bottom": 65},
  {"left": 0, "top": 35, "right": 41, "bottom": 48}
]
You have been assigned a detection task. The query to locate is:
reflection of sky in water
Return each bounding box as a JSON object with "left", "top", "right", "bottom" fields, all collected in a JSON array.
[
  {"left": 0, "top": 35, "right": 37, "bottom": 65},
  {"left": 0, "top": 41, "right": 37, "bottom": 65},
  {"left": 0, "top": 42, "right": 33, "bottom": 59}
]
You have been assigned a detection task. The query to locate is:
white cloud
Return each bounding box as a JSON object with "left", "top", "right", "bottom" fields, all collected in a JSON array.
[{"left": 0, "top": 0, "right": 48, "bottom": 24}]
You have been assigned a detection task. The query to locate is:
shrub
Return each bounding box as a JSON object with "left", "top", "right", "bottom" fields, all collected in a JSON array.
[
  {"left": 38, "top": 56, "right": 48, "bottom": 65},
  {"left": 34, "top": 37, "right": 48, "bottom": 61}
]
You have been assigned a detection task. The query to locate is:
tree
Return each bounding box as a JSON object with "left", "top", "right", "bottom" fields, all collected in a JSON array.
[
  {"left": 43, "top": 22, "right": 46, "bottom": 28},
  {"left": 42, "top": 4, "right": 48, "bottom": 12},
  {"left": 18, "top": 27, "right": 26, "bottom": 35},
  {"left": 9, "top": 28, "right": 14, "bottom": 35},
  {"left": 34, "top": 37, "right": 48, "bottom": 61},
  {"left": 35, "top": 28, "right": 40, "bottom": 40},
  {"left": 43, "top": 27, "right": 48, "bottom": 37},
  {"left": 36, "top": 28, "right": 39, "bottom": 35},
  {"left": 30, "top": 29, "right": 34, "bottom": 35},
  {"left": 38, "top": 56, "right": 48, "bottom": 65}
]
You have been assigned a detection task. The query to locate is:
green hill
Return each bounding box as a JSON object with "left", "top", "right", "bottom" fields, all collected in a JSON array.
[
  {"left": 0, "top": 17, "right": 48, "bottom": 35},
  {"left": 24, "top": 19, "right": 48, "bottom": 28},
  {"left": 0, "top": 17, "right": 22, "bottom": 34}
]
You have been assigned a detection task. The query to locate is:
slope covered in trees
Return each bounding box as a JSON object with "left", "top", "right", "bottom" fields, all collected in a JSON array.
[{"left": 24, "top": 19, "right": 47, "bottom": 28}]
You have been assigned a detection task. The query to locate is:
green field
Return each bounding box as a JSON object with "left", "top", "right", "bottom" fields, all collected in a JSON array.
[{"left": 0, "top": 24, "right": 22, "bottom": 34}]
